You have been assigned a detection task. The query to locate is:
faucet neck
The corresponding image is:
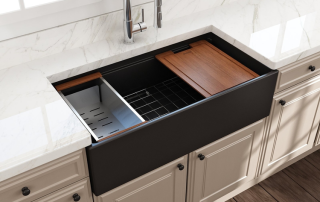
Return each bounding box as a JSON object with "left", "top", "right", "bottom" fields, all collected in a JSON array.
[
  {"left": 154, "top": 0, "right": 162, "bottom": 28},
  {"left": 124, "top": 0, "right": 132, "bottom": 22}
]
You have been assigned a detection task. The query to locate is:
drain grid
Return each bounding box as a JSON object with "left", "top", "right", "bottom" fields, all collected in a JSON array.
[{"left": 124, "top": 77, "right": 204, "bottom": 121}]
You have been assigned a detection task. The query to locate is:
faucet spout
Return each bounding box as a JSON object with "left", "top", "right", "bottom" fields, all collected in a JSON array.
[
  {"left": 123, "top": 0, "right": 134, "bottom": 43},
  {"left": 123, "top": 0, "right": 132, "bottom": 22},
  {"left": 154, "top": 0, "right": 162, "bottom": 29}
]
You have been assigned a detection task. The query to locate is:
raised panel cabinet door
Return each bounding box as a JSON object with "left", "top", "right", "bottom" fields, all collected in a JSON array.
[
  {"left": 262, "top": 75, "right": 320, "bottom": 175},
  {"left": 93, "top": 155, "right": 188, "bottom": 202},
  {"left": 34, "top": 178, "right": 93, "bottom": 202},
  {"left": 186, "top": 119, "right": 264, "bottom": 202},
  {"left": 0, "top": 149, "right": 88, "bottom": 202}
]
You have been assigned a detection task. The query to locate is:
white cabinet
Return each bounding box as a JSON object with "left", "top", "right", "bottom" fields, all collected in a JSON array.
[
  {"left": 186, "top": 120, "right": 264, "bottom": 202},
  {"left": 0, "top": 149, "right": 88, "bottom": 202},
  {"left": 261, "top": 75, "right": 320, "bottom": 175}
]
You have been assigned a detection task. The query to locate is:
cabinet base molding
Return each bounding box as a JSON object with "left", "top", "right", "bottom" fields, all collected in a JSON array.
[{"left": 215, "top": 143, "right": 320, "bottom": 202}]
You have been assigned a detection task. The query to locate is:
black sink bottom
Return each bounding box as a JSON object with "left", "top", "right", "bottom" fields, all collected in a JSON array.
[{"left": 124, "top": 77, "right": 204, "bottom": 121}]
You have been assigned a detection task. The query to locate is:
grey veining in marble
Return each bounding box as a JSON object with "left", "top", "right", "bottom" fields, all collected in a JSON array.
[{"left": 0, "top": 0, "right": 235, "bottom": 71}]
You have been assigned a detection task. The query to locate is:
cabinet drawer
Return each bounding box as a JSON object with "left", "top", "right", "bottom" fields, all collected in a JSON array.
[
  {"left": 93, "top": 155, "right": 187, "bottom": 202},
  {"left": 0, "top": 150, "right": 88, "bottom": 202},
  {"left": 34, "top": 178, "right": 93, "bottom": 202},
  {"left": 276, "top": 53, "right": 320, "bottom": 93}
]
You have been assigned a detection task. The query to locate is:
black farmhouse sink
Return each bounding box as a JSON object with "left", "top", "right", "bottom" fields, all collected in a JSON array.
[{"left": 53, "top": 32, "right": 278, "bottom": 196}]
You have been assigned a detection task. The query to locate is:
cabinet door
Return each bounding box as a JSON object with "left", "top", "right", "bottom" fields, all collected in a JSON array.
[
  {"left": 262, "top": 75, "right": 320, "bottom": 175},
  {"left": 187, "top": 120, "right": 264, "bottom": 202},
  {"left": 94, "top": 155, "right": 188, "bottom": 202}
]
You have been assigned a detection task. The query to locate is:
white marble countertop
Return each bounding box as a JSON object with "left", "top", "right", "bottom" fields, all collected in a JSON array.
[{"left": 1, "top": 0, "right": 320, "bottom": 182}]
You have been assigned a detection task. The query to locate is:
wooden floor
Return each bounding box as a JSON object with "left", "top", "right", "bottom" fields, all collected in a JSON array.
[{"left": 226, "top": 150, "right": 320, "bottom": 202}]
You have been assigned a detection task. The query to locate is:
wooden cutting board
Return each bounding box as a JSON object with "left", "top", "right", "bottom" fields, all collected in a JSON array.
[{"left": 156, "top": 40, "right": 259, "bottom": 98}]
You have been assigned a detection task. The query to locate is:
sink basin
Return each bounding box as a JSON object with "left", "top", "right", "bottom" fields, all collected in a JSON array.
[{"left": 58, "top": 59, "right": 205, "bottom": 142}]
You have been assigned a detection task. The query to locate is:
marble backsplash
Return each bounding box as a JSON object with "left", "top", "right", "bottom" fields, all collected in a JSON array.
[{"left": 0, "top": 0, "right": 236, "bottom": 71}]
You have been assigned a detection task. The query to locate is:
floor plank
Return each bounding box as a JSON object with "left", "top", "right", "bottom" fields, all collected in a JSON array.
[
  {"left": 283, "top": 159, "right": 320, "bottom": 201},
  {"left": 305, "top": 150, "right": 320, "bottom": 170},
  {"left": 259, "top": 171, "right": 318, "bottom": 202},
  {"left": 233, "top": 184, "right": 276, "bottom": 202},
  {"left": 225, "top": 198, "right": 236, "bottom": 202}
]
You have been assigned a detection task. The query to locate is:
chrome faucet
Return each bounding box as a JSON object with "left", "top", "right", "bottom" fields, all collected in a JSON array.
[
  {"left": 123, "top": 0, "right": 162, "bottom": 43},
  {"left": 154, "top": 0, "right": 162, "bottom": 29}
]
